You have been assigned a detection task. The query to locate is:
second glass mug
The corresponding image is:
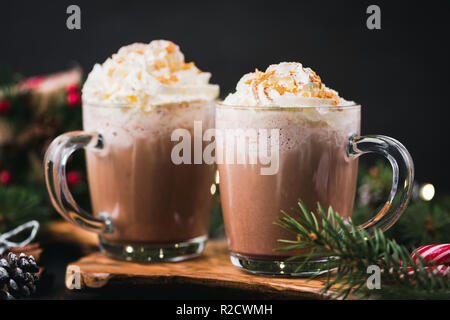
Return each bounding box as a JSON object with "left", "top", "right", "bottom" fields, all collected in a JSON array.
[
  {"left": 44, "top": 100, "right": 215, "bottom": 262},
  {"left": 216, "top": 103, "right": 414, "bottom": 276}
]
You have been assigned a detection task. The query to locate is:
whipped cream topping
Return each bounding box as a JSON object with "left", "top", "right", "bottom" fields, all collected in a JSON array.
[
  {"left": 82, "top": 40, "right": 219, "bottom": 106},
  {"left": 223, "top": 62, "right": 352, "bottom": 107}
]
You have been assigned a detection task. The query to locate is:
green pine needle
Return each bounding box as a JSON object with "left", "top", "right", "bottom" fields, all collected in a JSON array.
[
  {"left": 0, "top": 185, "right": 51, "bottom": 234},
  {"left": 275, "top": 201, "right": 450, "bottom": 299}
]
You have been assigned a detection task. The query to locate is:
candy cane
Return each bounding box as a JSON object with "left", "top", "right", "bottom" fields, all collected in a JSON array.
[
  {"left": 405, "top": 265, "right": 449, "bottom": 278},
  {"left": 411, "top": 244, "right": 450, "bottom": 266}
]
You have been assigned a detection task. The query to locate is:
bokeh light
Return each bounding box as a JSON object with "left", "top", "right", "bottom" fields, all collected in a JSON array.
[
  {"left": 215, "top": 170, "right": 220, "bottom": 184},
  {"left": 420, "top": 183, "right": 435, "bottom": 201},
  {"left": 210, "top": 183, "right": 217, "bottom": 195}
]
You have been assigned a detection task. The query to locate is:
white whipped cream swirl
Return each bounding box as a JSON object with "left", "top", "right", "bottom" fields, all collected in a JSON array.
[
  {"left": 223, "top": 62, "right": 352, "bottom": 107},
  {"left": 82, "top": 40, "right": 219, "bottom": 106}
]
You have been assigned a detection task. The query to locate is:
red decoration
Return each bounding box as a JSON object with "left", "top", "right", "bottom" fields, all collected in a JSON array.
[
  {"left": 66, "top": 83, "right": 79, "bottom": 94},
  {"left": 18, "top": 76, "right": 45, "bottom": 91},
  {"left": 411, "top": 244, "right": 450, "bottom": 266},
  {"left": 406, "top": 265, "right": 449, "bottom": 277},
  {"left": 67, "top": 91, "right": 81, "bottom": 107},
  {"left": 0, "top": 99, "right": 11, "bottom": 115},
  {"left": 0, "top": 170, "right": 12, "bottom": 185},
  {"left": 67, "top": 171, "right": 82, "bottom": 187}
]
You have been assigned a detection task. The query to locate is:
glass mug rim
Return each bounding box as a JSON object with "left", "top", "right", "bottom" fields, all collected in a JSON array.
[
  {"left": 82, "top": 99, "right": 358, "bottom": 111},
  {"left": 82, "top": 98, "right": 131, "bottom": 108},
  {"left": 216, "top": 101, "right": 361, "bottom": 111},
  {"left": 82, "top": 98, "right": 217, "bottom": 109}
]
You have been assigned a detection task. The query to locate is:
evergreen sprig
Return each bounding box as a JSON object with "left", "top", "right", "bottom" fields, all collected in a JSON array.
[
  {"left": 274, "top": 201, "right": 450, "bottom": 299},
  {"left": 0, "top": 186, "right": 51, "bottom": 234},
  {"left": 0, "top": 68, "right": 86, "bottom": 231}
]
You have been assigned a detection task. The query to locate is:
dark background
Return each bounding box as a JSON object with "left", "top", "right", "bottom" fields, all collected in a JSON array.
[{"left": 1, "top": 0, "right": 449, "bottom": 190}]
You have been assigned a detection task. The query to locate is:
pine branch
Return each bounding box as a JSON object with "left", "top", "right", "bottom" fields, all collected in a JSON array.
[
  {"left": 0, "top": 83, "right": 18, "bottom": 99},
  {"left": 0, "top": 186, "right": 51, "bottom": 234},
  {"left": 274, "top": 201, "right": 450, "bottom": 299}
]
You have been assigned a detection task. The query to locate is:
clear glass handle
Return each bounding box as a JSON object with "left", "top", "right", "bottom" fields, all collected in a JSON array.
[
  {"left": 347, "top": 134, "right": 414, "bottom": 233},
  {"left": 43, "top": 131, "right": 113, "bottom": 234}
]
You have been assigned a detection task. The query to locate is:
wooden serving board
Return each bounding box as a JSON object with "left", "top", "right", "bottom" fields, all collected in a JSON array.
[{"left": 65, "top": 240, "right": 337, "bottom": 299}]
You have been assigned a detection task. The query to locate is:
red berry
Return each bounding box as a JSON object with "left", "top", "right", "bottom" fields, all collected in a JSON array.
[
  {"left": 66, "top": 83, "right": 79, "bottom": 94},
  {"left": 67, "top": 91, "right": 81, "bottom": 107},
  {"left": 0, "top": 99, "right": 11, "bottom": 115},
  {"left": 67, "top": 171, "right": 82, "bottom": 187},
  {"left": 0, "top": 171, "right": 12, "bottom": 185}
]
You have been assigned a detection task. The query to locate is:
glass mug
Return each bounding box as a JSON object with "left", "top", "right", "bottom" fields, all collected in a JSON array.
[
  {"left": 216, "top": 103, "right": 414, "bottom": 276},
  {"left": 44, "top": 100, "right": 215, "bottom": 262}
]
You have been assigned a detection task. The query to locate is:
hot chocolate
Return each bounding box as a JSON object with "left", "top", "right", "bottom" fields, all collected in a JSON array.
[
  {"left": 219, "top": 62, "right": 414, "bottom": 276},
  {"left": 44, "top": 40, "right": 219, "bottom": 262},
  {"left": 217, "top": 62, "right": 362, "bottom": 274}
]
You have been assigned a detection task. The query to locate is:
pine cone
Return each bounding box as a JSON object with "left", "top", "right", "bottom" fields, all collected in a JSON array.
[{"left": 0, "top": 252, "right": 40, "bottom": 299}]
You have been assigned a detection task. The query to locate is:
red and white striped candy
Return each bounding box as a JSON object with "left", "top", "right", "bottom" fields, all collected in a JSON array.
[
  {"left": 406, "top": 265, "right": 449, "bottom": 277},
  {"left": 435, "top": 265, "right": 449, "bottom": 276},
  {"left": 411, "top": 244, "right": 450, "bottom": 266}
]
